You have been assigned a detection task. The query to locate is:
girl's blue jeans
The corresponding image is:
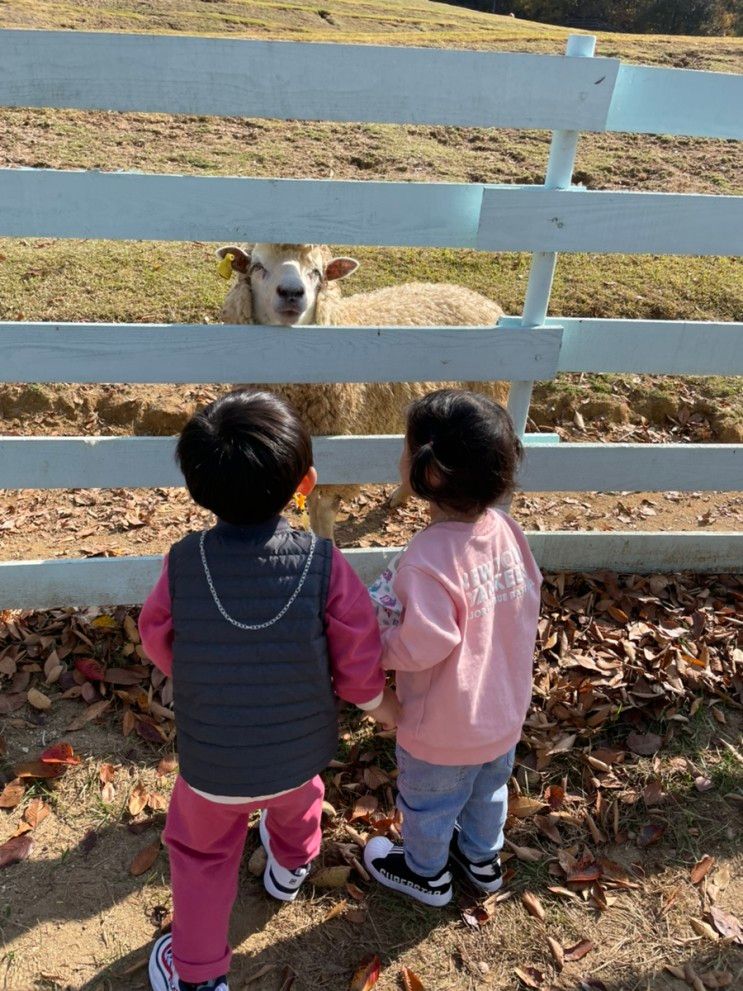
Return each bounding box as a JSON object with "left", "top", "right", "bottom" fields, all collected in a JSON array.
[{"left": 396, "top": 744, "right": 516, "bottom": 877}]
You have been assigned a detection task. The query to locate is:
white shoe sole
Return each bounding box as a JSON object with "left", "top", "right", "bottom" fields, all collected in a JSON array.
[
  {"left": 259, "top": 814, "right": 300, "bottom": 902},
  {"left": 363, "top": 843, "right": 453, "bottom": 908}
]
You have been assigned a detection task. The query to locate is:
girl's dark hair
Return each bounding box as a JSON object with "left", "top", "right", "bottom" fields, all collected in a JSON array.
[
  {"left": 406, "top": 389, "right": 522, "bottom": 515},
  {"left": 176, "top": 390, "right": 312, "bottom": 525}
]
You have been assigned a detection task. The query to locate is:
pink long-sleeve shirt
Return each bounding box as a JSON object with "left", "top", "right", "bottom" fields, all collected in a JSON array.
[{"left": 382, "top": 509, "right": 542, "bottom": 766}]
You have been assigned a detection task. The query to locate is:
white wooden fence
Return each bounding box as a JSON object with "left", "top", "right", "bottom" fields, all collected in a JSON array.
[{"left": 0, "top": 29, "right": 741, "bottom": 608}]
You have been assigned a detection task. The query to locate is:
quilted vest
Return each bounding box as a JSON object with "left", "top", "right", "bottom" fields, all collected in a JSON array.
[{"left": 168, "top": 518, "right": 336, "bottom": 797}]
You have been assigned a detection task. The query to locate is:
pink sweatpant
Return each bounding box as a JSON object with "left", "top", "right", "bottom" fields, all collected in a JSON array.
[{"left": 163, "top": 774, "right": 324, "bottom": 984}]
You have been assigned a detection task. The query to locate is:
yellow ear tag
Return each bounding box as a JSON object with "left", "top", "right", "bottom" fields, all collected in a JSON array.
[
  {"left": 293, "top": 491, "right": 310, "bottom": 530},
  {"left": 217, "top": 253, "right": 235, "bottom": 280}
]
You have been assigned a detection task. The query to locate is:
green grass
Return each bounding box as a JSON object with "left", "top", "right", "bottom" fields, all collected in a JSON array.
[{"left": 0, "top": 0, "right": 741, "bottom": 434}]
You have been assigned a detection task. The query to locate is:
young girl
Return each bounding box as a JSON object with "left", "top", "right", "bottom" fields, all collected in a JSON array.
[
  {"left": 365, "top": 389, "right": 542, "bottom": 907},
  {"left": 139, "top": 390, "right": 398, "bottom": 991}
]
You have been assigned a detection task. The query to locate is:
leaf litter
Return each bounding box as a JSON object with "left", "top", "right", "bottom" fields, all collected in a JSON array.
[{"left": 0, "top": 573, "right": 741, "bottom": 982}]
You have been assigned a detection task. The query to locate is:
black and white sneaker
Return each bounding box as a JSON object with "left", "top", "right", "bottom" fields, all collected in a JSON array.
[
  {"left": 149, "top": 933, "right": 229, "bottom": 991},
  {"left": 449, "top": 824, "right": 503, "bottom": 893},
  {"left": 363, "top": 836, "right": 453, "bottom": 907},
  {"left": 259, "top": 813, "right": 310, "bottom": 902}
]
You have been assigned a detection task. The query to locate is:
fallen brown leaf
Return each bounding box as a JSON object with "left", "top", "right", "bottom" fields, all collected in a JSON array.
[
  {"left": 400, "top": 966, "right": 424, "bottom": 991},
  {"left": 129, "top": 838, "right": 161, "bottom": 876},
  {"left": 247, "top": 846, "right": 267, "bottom": 877},
  {"left": 67, "top": 699, "right": 111, "bottom": 731},
  {"left": 349, "top": 954, "right": 381, "bottom": 991},
  {"left": 690, "top": 854, "right": 715, "bottom": 885},
  {"left": 564, "top": 939, "right": 594, "bottom": 962},
  {"left": 128, "top": 783, "right": 149, "bottom": 817},
  {"left": 521, "top": 891, "right": 545, "bottom": 921},
  {"left": 505, "top": 840, "right": 543, "bottom": 863},
  {"left": 513, "top": 966, "right": 544, "bottom": 989},
  {"left": 546, "top": 935, "right": 564, "bottom": 970},
  {"left": 23, "top": 798, "right": 50, "bottom": 829},
  {"left": 156, "top": 755, "right": 178, "bottom": 777},
  {"left": 690, "top": 918, "right": 719, "bottom": 941},
  {"left": 0, "top": 778, "right": 25, "bottom": 809},
  {"left": 637, "top": 822, "right": 666, "bottom": 848},
  {"left": 323, "top": 899, "right": 348, "bottom": 922},
  {"left": 627, "top": 732, "right": 663, "bottom": 756},
  {"left": 27, "top": 687, "right": 52, "bottom": 711},
  {"left": 312, "top": 865, "right": 352, "bottom": 889},
  {"left": 99, "top": 763, "right": 116, "bottom": 784},
  {"left": 0, "top": 833, "right": 33, "bottom": 868},
  {"left": 40, "top": 742, "right": 80, "bottom": 765},
  {"left": 14, "top": 760, "right": 64, "bottom": 780},
  {"left": 709, "top": 906, "right": 743, "bottom": 944}
]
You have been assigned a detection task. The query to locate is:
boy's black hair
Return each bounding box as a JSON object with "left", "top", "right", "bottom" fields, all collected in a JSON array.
[
  {"left": 406, "top": 389, "right": 523, "bottom": 515},
  {"left": 176, "top": 390, "right": 313, "bottom": 525}
]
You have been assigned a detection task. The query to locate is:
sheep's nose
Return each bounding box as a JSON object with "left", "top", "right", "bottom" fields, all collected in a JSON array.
[{"left": 277, "top": 285, "right": 305, "bottom": 301}]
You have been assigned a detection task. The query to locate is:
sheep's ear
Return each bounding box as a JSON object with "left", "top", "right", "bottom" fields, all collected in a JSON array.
[
  {"left": 215, "top": 246, "right": 251, "bottom": 273},
  {"left": 325, "top": 257, "right": 359, "bottom": 281}
]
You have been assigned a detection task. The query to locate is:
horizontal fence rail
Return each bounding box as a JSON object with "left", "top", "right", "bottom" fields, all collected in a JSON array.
[
  {"left": 1, "top": 170, "right": 741, "bottom": 256},
  {"left": 0, "top": 30, "right": 619, "bottom": 132},
  {"left": 476, "top": 187, "right": 743, "bottom": 256},
  {"left": 606, "top": 63, "right": 743, "bottom": 141},
  {"left": 2, "top": 532, "right": 742, "bottom": 610},
  {"left": 3, "top": 318, "right": 742, "bottom": 381},
  {"left": 549, "top": 318, "right": 743, "bottom": 375},
  {"left": 1, "top": 31, "right": 741, "bottom": 140},
  {"left": 0, "top": 437, "right": 739, "bottom": 492},
  {"left": 0, "top": 323, "right": 562, "bottom": 384}
]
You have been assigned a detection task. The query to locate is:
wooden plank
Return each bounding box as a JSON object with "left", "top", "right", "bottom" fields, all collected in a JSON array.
[
  {"left": 0, "top": 168, "right": 482, "bottom": 247},
  {"left": 1, "top": 531, "right": 740, "bottom": 609},
  {"left": 0, "top": 30, "right": 619, "bottom": 131},
  {"left": 3, "top": 171, "right": 740, "bottom": 256},
  {"left": 607, "top": 63, "right": 743, "bottom": 141},
  {"left": 505, "top": 317, "right": 743, "bottom": 375},
  {"left": 0, "top": 437, "right": 739, "bottom": 492},
  {"left": 0, "top": 322, "right": 562, "bottom": 384},
  {"left": 526, "top": 532, "right": 743, "bottom": 574},
  {"left": 478, "top": 187, "right": 743, "bottom": 256},
  {"left": 0, "top": 433, "right": 558, "bottom": 490}
]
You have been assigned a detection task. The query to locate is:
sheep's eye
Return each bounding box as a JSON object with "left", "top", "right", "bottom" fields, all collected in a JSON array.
[
  {"left": 250, "top": 262, "right": 266, "bottom": 277},
  {"left": 311, "top": 268, "right": 322, "bottom": 281}
]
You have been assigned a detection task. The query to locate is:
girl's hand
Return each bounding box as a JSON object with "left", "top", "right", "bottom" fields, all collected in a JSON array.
[{"left": 367, "top": 686, "right": 402, "bottom": 730}]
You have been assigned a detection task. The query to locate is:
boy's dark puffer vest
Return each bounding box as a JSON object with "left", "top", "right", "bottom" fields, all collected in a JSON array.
[{"left": 168, "top": 518, "right": 336, "bottom": 797}]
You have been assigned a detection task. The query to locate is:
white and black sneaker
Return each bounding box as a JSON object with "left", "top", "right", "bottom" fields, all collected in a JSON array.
[
  {"left": 449, "top": 824, "right": 503, "bottom": 893},
  {"left": 363, "top": 836, "right": 453, "bottom": 907},
  {"left": 149, "top": 933, "right": 229, "bottom": 991},
  {"left": 259, "top": 813, "right": 310, "bottom": 902}
]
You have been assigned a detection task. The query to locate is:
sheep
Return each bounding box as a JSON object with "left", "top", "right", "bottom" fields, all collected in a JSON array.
[{"left": 216, "top": 242, "right": 508, "bottom": 539}]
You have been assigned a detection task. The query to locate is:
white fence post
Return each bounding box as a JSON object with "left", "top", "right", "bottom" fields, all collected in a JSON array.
[{"left": 506, "top": 34, "right": 597, "bottom": 439}]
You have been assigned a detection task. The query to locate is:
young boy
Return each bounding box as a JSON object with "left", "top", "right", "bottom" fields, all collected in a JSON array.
[{"left": 140, "top": 390, "right": 397, "bottom": 991}]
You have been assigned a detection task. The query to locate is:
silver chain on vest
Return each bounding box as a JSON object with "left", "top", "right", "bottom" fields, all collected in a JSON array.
[{"left": 199, "top": 529, "right": 318, "bottom": 631}]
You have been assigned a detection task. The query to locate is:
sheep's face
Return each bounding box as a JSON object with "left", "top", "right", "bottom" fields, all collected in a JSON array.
[{"left": 217, "top": 243, "right": 358, "bottom": 326}]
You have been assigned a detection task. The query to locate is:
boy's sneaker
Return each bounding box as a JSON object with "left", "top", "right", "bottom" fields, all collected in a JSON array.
[
  {"left": 259, "top": 813, "right": 310, "bottom": 902},
  {"left": 363, "top": 836, "right": 453, "bottom": 907},
  {"left": 149, "top": 933, "right": 229, "bottom": 991},
  {"left": 449, "top": 824, "right": 503, "bottom": 893}
]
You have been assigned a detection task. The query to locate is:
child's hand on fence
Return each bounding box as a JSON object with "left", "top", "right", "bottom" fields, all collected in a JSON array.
[{"left": 367, "top": 686, "right": 402, "bottom": 730}]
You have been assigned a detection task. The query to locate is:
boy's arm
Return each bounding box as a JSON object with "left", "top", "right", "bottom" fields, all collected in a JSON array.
[
  {"left": 325, "top": 547, "right": 386, "bottom": 709},
  {"left": 138, "top": 555, "right": 174, "bottom": 676},
  {"left": 381, "top": 564, "right": 461, "bottom": 673}
]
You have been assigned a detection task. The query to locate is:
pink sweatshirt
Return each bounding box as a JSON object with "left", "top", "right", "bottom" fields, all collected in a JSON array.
[
  {"left": 139, "top": 545, "right": 385, "bottom": 709},
  {"left": 382, "top": 509, "right": 542, "bottom": 766}
]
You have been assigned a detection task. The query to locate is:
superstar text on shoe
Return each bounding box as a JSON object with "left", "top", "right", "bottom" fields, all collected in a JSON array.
[
  {"left": 148, "top": 933, "right": 229, "bottom": 991},
  {"left": 363, "top": 836, "right": 453, "bottom": 907},
  {"left": 449, "top": 824, "right": 503, "bottom": 893},
  {"left": 259, "top": 813, "right": 310, "bottom": 902}
]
